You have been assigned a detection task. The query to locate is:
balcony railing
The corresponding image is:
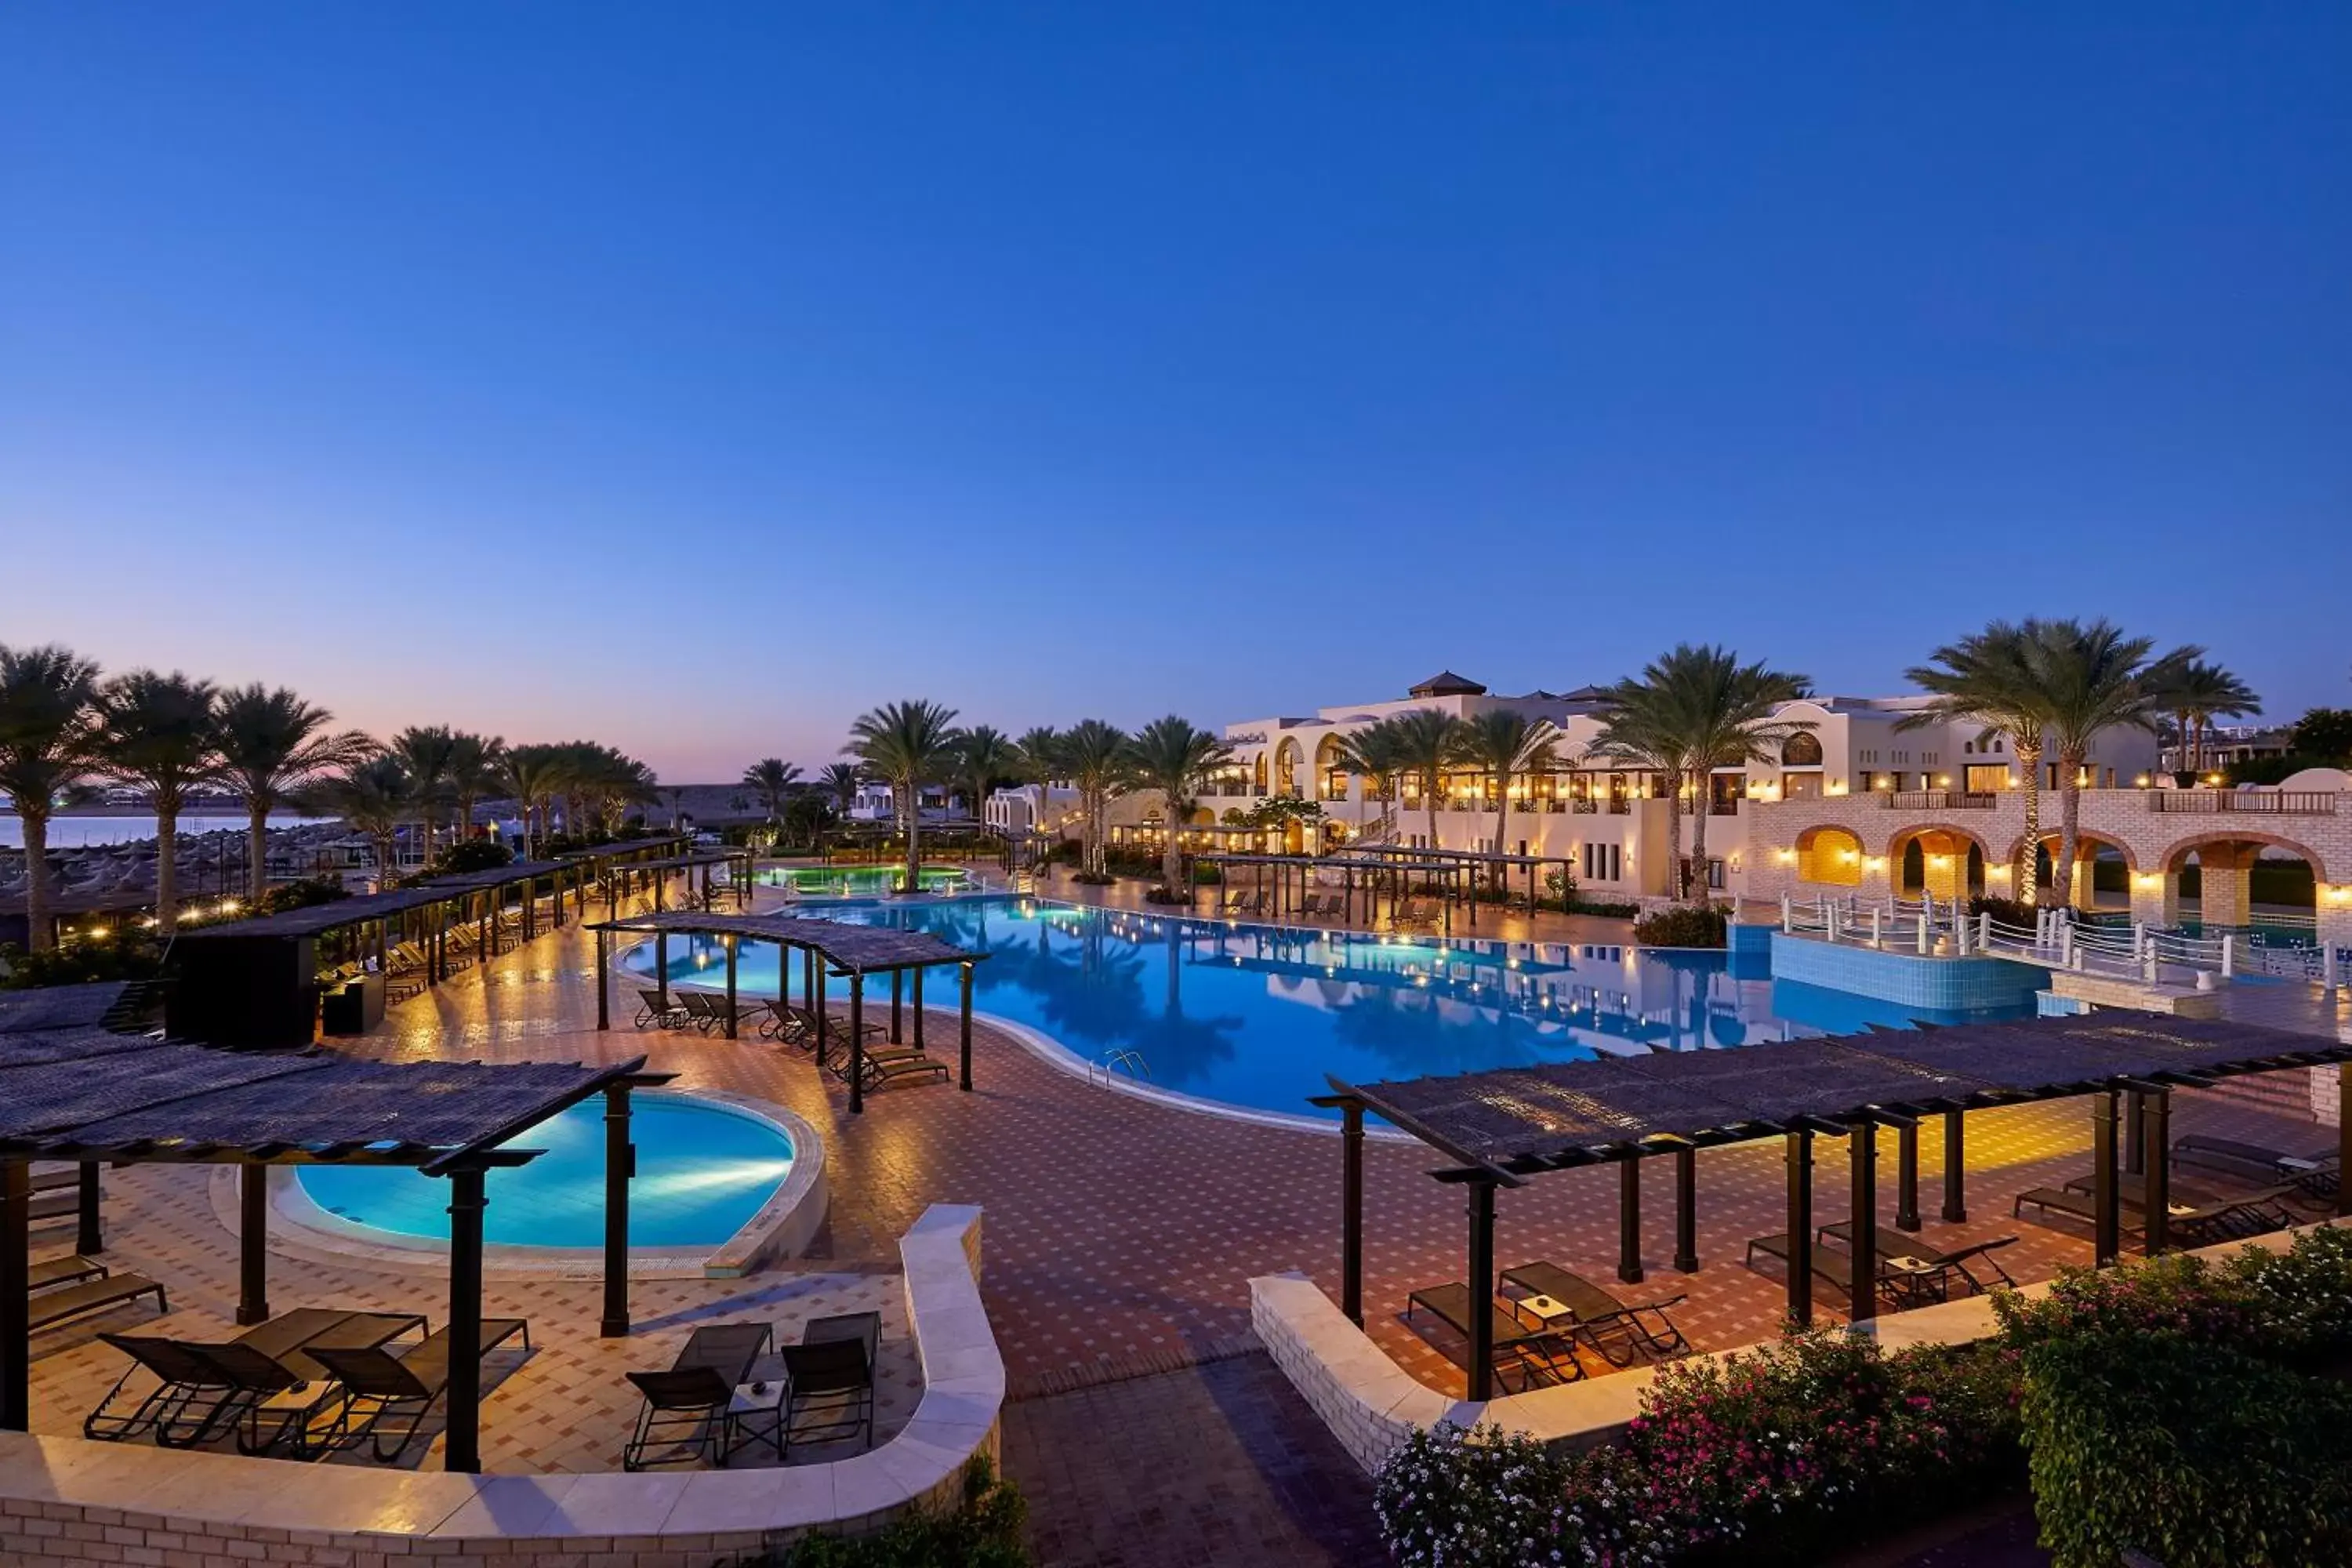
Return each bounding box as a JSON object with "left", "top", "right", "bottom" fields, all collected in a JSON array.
[
  {"left": 2147, "top": 789, "right": 2337, "bottom": 815},
  {"left": 1878, "top": 790, "right": 1998, "bottom": 811}
]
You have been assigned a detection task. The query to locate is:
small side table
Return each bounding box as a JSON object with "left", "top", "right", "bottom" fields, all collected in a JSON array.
[
  {"left": 724, "top": 1379, "right": 787, "bottom": 1464},
  {"left": 1513, "top": 1294, "right": 1574, "bottom": 1331}
]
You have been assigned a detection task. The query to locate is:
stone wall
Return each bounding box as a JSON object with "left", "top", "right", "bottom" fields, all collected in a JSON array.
[{"left": 0, "top": 1203, "right": 1001, "bottom": 1568}]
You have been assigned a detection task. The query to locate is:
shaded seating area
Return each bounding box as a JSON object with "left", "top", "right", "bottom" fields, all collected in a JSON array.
[
  {"left": 1405, "top": 1282, "right": 1584, "bottom": 1390},
  {"left": 1317, "top": 1013, "right": 2352, "bottom": 1397},
  {"left": 307, "top": 1317, "right": 532, "bottom": 1463},
  {"left": 590, "top": 909, "right": 988, "bottom": 1113},
  {"left": 1190, "top": 852, "right": 1474, "bottom": 935},
  {"left": 1497, "top": 1261, "right": 1690, "bottom": 1367},
  {"left": 623, "top": 1321, "right": 775, "bottom": 1470},
  {"left": 1, "top": 1029, "right": 669, "bottom": 1471}
]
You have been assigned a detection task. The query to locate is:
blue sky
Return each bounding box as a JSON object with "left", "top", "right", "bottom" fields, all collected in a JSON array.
[{"left": 5, "top": 3, "right": 2346, "bottom": 779}]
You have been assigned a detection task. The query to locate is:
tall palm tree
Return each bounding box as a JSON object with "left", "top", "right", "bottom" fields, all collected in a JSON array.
[
  {"left": 1446, "top": 710, "right": 1560, "bottom": 878},
  {"left": 1591, "top": 645, "right": 1809, "bottom": 903},
  {"left": 953, "top": 725, "right": 1019, "bottom": 825},
  {"left": 306, "top": 756, "right": 417, "bottom": 885},
  {"left": 844, "top": 700, "right": 963, "bottom": 891},
  {"left": 2021, "top": 620, "right": 2184, "bottom": 908},
  {"left": 444, "top": 731, "right": 507, "bottom": 841},
  {"left": 1385, "top": 708, "right": 1462, "bottom": 852},
  {"left": 0, "top": 644, "right": 104, "bottom": 952},
  {"left": 1332, "top": 720, "right": 1407, "bottom": 841},
  {"left": 817, "top": 761, "right": 865, "bottom": 820},
  {"left": 564, "top": 743, "right": 659, "bottom": 833},
  {"left": 503, "top": 743, "right": 572, "bottom": 857},
  {"left": 390, "top": 726, "right": 456, "bottom": 851},
  {"left": 1903, "top": 623, "right": 2053, "bottom": 906},
  {"left": 96, "top": 670, "right": 220, "bottom": 932},
  {"left": 2147, "top": 659, "right": 2261, "bottom": 779},
  {"left": 1055, "top": 720, "right": 1130, "bottom": 878},
  {"left": 1120, "top": 716, "right": 1233, "bottom": 895},
  {"left": 741, "top": 758, "right": 802, "bottom": 833},
  {"left": 208, "top": 684, "right": 376, "bottom": 900}
]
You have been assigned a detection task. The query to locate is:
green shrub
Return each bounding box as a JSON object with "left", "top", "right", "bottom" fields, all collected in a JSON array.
[
  {"left": 1966, "top": 894, "right": 2034, "bottom": 927},
  {"left": 432, "top": 838, "right": 514, "bottom": 873},
  {"left": 1374, "top": 1421, "right": 1579, "bottom": 1568},
  {"left": 749, "top": 1456, "right": 1028, "bottom": 1568},
  {"left": 1633, "top": 905, "right": 1726, "bottom": 948},
  {"left": 2019, "top": 1331, "right": 2352, "bottom": 1567},
  {"left": 0, "top": 935, "right": 167, "bottom": 989},
  {"left": 259, "top": 877, "right": 351, "bottom": 914}
]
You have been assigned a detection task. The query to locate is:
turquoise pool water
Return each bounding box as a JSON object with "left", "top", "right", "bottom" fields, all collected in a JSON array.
[
  {"left": 294, "top": 1095, "right": 794, "bottom": 1249},
  {"left": 760, "top": 864, "right": 975, "bottom": 897},
  {"left": 623, "top": 898, "right": 2030, "bottom": 1121}
]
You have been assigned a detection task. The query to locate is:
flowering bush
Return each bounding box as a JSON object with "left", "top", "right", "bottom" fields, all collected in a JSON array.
[{"left": 1374, "top": 1422, "right": 1581, "bottom": 1567}]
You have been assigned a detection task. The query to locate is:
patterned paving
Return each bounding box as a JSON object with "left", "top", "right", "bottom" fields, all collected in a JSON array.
[{"left": 24, "top": 867, "right": 2345, "bottom": 1488}]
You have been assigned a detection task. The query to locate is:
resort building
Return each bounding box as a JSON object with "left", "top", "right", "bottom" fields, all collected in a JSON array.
[{"left": 1101, "top": 670, "right": 2163, "bottom": 902}]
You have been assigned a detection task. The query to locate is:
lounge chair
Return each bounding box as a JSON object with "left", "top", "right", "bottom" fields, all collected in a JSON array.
[
  {"left": 827, "top": 1045, "right": 949, "bottom": 1094},
  {"left": 28, "top": 1271, "right": 168, "bottom": 1334},
  {"left": 762, "top": 1312, "right": 880, "bottom": 1457},
  {"left": 1812, "top": 1225, "right": 2022, "bottom": 1298},
  {"left": 623, "top": 1321, "right": 775, "bottom": 1470},
  {"left": 308, "top": 1318, "right": 531, "bottom": 1462},
  {"left": 633, "top": 988, "right": 688, "bottom": 1029},
  {"left": 2172, "top": 1134, "right": 2340, "bottom": 1199},
  {"left": 29, "top": 1254, "right": 108, "bottom": 1293},
  {"left": 1499, "top": 1261, "right": 1690, "bottom": 1365},
  {"left": 677, "top": 992, "right": 739, "bottom": 1033},
  {"left": 757, "top": 999, "right": 809, "bottom": 1044},
  {"left": 2013, "top": 1181, "right": 2300, "bottom": 1246},
  {"left": 85, "top": 1308, "right": 422, "bottom": 1451},
  {"left": 1221, "top": 891, "right": 1261, "bottom": 916},
  {"left": 1405, "top": 1282, "right": 1584, "bottom": 1388}
]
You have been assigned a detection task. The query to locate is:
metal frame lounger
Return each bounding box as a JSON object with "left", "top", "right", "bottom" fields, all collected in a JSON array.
[
  {"left": 28, "top": 1271, "right": 169, "bottom": 1334},
  {"left": 307, "top": 1318, "right": 531, "bottom": 1463},
  {"left": 633, "top": 988, "right": 688, "bottom": 1029},
  {"left": 85, "top": 1308, "right": 423, "bottom": 1451},
  {"left": 2172, "top": 1134, "right": 2340, "bottom": 1199},
  {"left": 29, "top": 1255, "right": 109, "bottom": 1293},
  {"left": 1812, "top": 1226, "right": 2022, "bottom": 1298},
  {"left": 1406, "top": 1282, "right": 1584, "bottom": 1388},
  {"left": 2013, "top": 1182, "right": 2299, "bottom": 1245},
  {"left": 623, "top": 1321, "right": 775, "bottom": 1470},
  {"left": 1745, "top": 1232, "right": 1943, "bottom": 1312},
  {"left": 1499, "top": 1261, "right": 1690, "bottom": 1366},
  {"left": 739, "top": 1311, "right": 880, "bottom": 1460}
]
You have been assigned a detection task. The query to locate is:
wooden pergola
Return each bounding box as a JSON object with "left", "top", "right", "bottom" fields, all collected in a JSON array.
[
  {"left": 589, "top": 910, "right": 989, "bottom": 1112},
  {"left": 1188, "top": 852, "right": 1472, "bottom": 932},
  {"left": 0, "top": 1032, "right": 665, "bottom": 1471},
  {"left": 1323, "top": 1014, "right": 2352, "bottom": 1398},
  {"left": 583, "top": 850, "right": 754, "bottom": 919},
  {"left": 1333, "top": 844, "right": 1581, "bottom": 924}
]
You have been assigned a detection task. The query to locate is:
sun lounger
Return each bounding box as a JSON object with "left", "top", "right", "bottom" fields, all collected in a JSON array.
[
  {"left": 1812, "top": 1226, "right": 2022, "bottom": 1298},
  {"left": 746, "top": 1312, "right": 880, "bottom": 1458},
  {"left": 28, "top": 1192, "right": 82, "bottom": 1226},
  {"left": 826, "top": 1044, "right": 950, "bottom": 1094},
  {"left": 2014, "top": 1181, "right": 2299, "bottom": 1245},
  {"left": 677, "top": 992, "right": 747, "bottom": 1033},
  {"left": 85, "top": 1308, "right": 423, "bottom": 1450},
  {"left": 1499, "top": 1261, "right": 1690, "bottom": 1365},
  {"left": 308, "top": 1318, "right": 531, "bottom": 1462},
  {"left": 2172, "top": 1134, "right": 2339, "bottom": 1198},
  {"left": 28, "top": 1271, "right": 167, "bottom": 1334},
  {"left": 633, "top": 988, "right": 688, "bottom": 1029},
  {"left": 623, "top": 1321, "right": 775, "bottom": 1470},
  {"left": 1406, "top": 1282, "right": 1584, "bottom": 1388},
  {"left": 29, "top": 1254, "right": 108, "bottom": 1293}
]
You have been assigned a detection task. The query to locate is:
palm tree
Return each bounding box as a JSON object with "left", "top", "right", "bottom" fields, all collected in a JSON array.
[
  {"left": 0, "top": 644, "right": 104, "bottom": 952},
  {"left": 1056, "top": 720, "right": 1130, "bottom": 878},
  {"left": 1120, "top": 716, "right": 1233, "bottom": 895},
  {"left": 1903, "top": 623, "right": 2053, "bottom": 906},
  {"left": 2021, "top": 620, "right": 2185, "bottom": 908},
  {"left": 1385, "top": 708, "right": 1462, "bottom": 852},
  {"left": 1332, "top": 720, "right": 1407, "bottom": 842},
  {"left": 503, "top": 743, "right": 572, "bottom": 857},
  {"left": 817, "top": 761, "right": 865, "bottom": 820},
  {"left": 444, "top": 732, "right": 507, "bottom": 841},
  {"left": 1014, "top": 726, "right": 1065, "bottom": 841},
  {"left": 1591, "top": 645, "right": 1809, "bottom": 903},
  {"left": 2147, "top": 659, "right": 2261, "bottom": 779},
  {"left": 307, "top": 756, "right": 418, "bottom": 885},
  {"left": 390, "top": 727, "right": 456, "bottom": 851},
  {"left": 565, "top": 743, "right": 659, "bottom": 833},
  {"left": 741, "top": 758, "right": 802, "bottom": 834},
  {"left": 96, "top": 670, "right": 220, "bottom": 933},
  {"left": 1446, "top": 710, "right": 1560, "bottom": 880},
  {"left": 953, "top": 726, "right": 1019, "bottom": 826},
  {"left": 844, "top": 700, "right": 963, "bottom": 891},
  {"left": 208, "top": 684, "right": 376, "bottom": 900}
]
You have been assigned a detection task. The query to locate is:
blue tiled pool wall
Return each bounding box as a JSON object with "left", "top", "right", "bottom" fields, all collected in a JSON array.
[{"left": 1767, "top": 931, "right": 2048, "bottom": 1012}]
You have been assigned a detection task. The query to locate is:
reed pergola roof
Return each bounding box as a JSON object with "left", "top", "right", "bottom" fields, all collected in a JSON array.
[
  {"left": 588, "top": 909, "right": 984, "bottom": 975},
  {"left": 172, "top": 860, "right": 573, "bottom": 940},
  {"left": 0, "top": 981, "right": 130, "bottom": 1033}
]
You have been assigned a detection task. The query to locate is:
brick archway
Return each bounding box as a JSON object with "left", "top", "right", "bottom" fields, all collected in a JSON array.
[{"left": 1888, "top": 823, "right": 1992, "bottom": 900}]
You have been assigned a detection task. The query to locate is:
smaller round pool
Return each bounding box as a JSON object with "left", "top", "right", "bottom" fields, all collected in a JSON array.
[
  {"left": 761, "top": 863, "right": 975, "bottom": 898},
  {"left": 294, "top": 1094, "right": 795, "bottom": 1250}
]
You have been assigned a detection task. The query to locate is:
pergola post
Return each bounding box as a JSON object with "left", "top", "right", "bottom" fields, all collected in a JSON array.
[
  {"left": 1341, "top": 1099, "right": 1365, "bottom": 1324},
  {"left": 1849, "top": 1120, "right": 1878, "bottom": 1323},
  {"left": 848, "top": 973, "right": 866, "bottom": 1114},
  {"left": 724, "top": 935, "right": 739, "bottom": 1040},
  {"left": 1673, "top": 1145, "right": 1698, "bottom": 1273},
  {"left": 957, "top": 962, "right": 975, "bottom": 1091},
  {"left": 812, "top": 952, "right": 827, "bottom": 1057},
  {"left": 2124, "top": 1088, "right": 2145, "bottom": 1176},
  {"left": 913, "top": 967, "right": 927, "bottom": 1052},
  {"left": 1941, "top": 1109, "right": 1968, "bottom": 1223},
  {"left": 1895, "top": 1120, "right": 1921, "bottom": 1232},
  {"left": 523, "top": 875, "right": 536, "bottom": 942},
  {"left": 1465, "top": 1175, "right": 1496, "bottom": 1402},
  {"left": 2142, "top": 1089, "right": 2171, "bottom": 1256},
  {"left": 76, "top": 1162, "right": 103, "bottom": 1255},
  {"left": 1785, "top": 1129, "right": 1814, "bottom": 1327},
  {"left": 891, "top": 970, "right": 904, "bottom": 1044},
  {"left": 2340, "top": 1067, "right": 2352, "bottom": 1220},
  {"left": 655, "top": 932, "right": 670, "bottom": 1014},
  {"left": 601, "top": 1083, "right": 633, "bottom": 1335},
  {"left": 2, "top": 1160, "right": 29, "bottom": 1430},
  {"left": 477, "top": 892, "right": 490, "bottom": 963},
  {"left": 2091, "top": 1090, "right": 2122, "bottom": 1267},
  {"left": 594, "top": 929, "right": 609, "bottom": 1031},
  {"left": 444, "top": 1167, "right": 488, "bottom": 1472},
  {"left": 236, "top": 1163, "right": 270, "bottom": 1327},
  {"left": 1617, "top": 1156, "right": 1643, "bottom": 1285}
]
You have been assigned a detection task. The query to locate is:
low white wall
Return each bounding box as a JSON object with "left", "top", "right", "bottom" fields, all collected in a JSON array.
[{"left": 0, "top": 1203, "right": 1000, "bottom": 1568}]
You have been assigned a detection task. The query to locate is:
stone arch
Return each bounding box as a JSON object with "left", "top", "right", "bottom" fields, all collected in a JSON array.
[
  {"left": 1253, "top": 751, "right": 1268, "bottom": 793},
  {"left": 1314, "top": 734, "right": 1349, "bottom": 801},
  {"left": 2158, "top": 829, "right": 2328, "bottom": 931},
  {"left": 1887, "top": 822, "right": 1991, "bottom": 900},
  {"left": 2009, "top": 828, "right": 2136, "bottom": 909},
  {"left": 1780, "top": 731, "right": 1824, "bottom": 768},
  {"left": 1273, "top": 738, "right": 1304, "bottom": 797},
  {"left": 1795, "top": 826, "right": 1865, "bottom": 887}
]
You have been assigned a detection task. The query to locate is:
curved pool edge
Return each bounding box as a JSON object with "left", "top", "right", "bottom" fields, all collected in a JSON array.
[{"left": 245, "top": 1091, "right": 830, "bottom": 1282}]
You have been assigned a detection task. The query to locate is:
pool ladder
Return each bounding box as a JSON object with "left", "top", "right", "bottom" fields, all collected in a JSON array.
[{"left": 1088, "top": 1047, "right": 1152, "bottom": 1087}]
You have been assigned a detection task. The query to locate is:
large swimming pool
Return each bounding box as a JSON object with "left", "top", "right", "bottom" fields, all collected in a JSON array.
[
  {"left": 624, "top": 898, "right": 2030, "bottom": 1122},
  {"left": 760, "top": 864, "right": 976, "bottom": 898},
  {"left": 295, "top": 1094, "right": 796, "bottom": 1248}
]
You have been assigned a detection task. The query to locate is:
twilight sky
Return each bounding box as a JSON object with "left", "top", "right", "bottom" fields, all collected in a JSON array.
[{"left": 4, "top": 3, "right": 2347, "bottom": 782}]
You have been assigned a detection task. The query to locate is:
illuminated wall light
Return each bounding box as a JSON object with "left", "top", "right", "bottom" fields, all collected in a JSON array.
[{"left": 1776, "top": 849, "right": 1796, "bottom": 864}]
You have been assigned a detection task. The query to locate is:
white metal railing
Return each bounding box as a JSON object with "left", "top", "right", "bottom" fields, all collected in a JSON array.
[{"left": 1775, "top": 894, "right": 2273, "bottom": 985}]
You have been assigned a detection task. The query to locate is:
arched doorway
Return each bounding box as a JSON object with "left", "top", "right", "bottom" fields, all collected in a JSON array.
[
  {"left": 1273, "top": 739, "right": 1303, "bottom": 798},
  {"left": 1795, "top": 826, "right": 1864, "bottom": 887},
  {"left": 2164, "top": 834, "right": 2322, "bottom": 940},
  {"left": 1891, "top": 826, "right": 1989, "bottom": 900}
]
